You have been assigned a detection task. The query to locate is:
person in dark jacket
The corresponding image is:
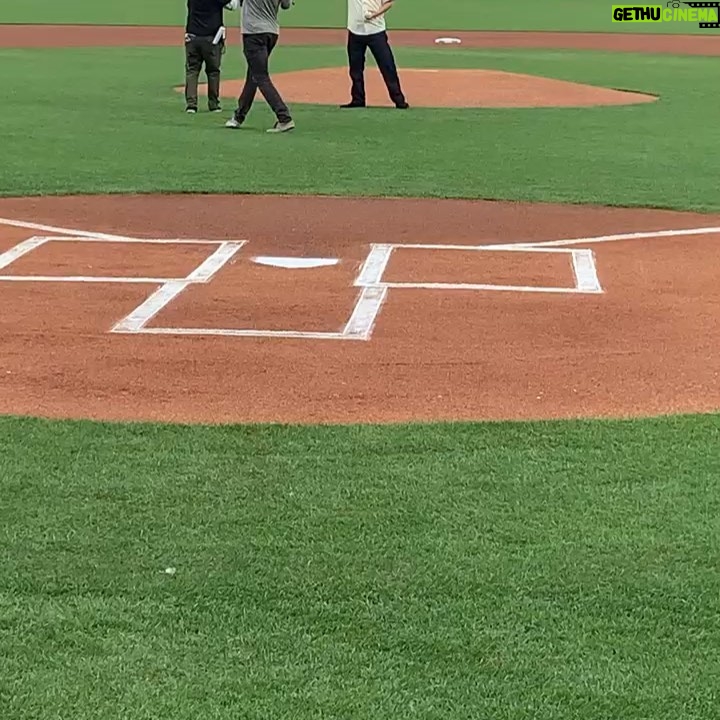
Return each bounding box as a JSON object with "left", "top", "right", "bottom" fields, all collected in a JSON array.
[{"left": 184, "top": 0, "right": 239, "bottom": 113}]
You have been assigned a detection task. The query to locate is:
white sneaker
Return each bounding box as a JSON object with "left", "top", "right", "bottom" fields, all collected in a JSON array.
[
  {"left": 225, "top": 116, "right": 242, "bottom": 129},
  {"left": 267, "top": 120, "right": 295, "bottom": 134},
  {"left": 186, "top": 107, "right": 197, "bottom": 114}
]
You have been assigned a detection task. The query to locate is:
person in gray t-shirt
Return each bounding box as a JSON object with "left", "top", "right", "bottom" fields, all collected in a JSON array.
[{"left": 224, "top": 0, "right": 295, "bottom": 133}]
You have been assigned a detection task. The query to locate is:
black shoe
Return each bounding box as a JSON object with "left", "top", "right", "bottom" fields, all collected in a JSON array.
[
  {"left": 396, "top": 102, "right": 410, "bottom": 110},
  {"left": 340, "top": 102, "right": 366, "bottom": 108}
]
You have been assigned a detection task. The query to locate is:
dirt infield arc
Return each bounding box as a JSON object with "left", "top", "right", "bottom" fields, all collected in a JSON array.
[{"left": 1, "top": 194, "right": 719, "bottom": 425}]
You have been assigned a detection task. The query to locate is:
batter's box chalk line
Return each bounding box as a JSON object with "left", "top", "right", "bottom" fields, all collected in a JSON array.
[
  {"left": 1, "top": 216, "right": 720, "bottom": 340},
  {"left": 355, "top": 243, "right": 603, "bottom": 295}
]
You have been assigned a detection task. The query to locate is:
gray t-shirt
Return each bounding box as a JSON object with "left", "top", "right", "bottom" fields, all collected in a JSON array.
[{"left": 241, "top": 0, "right": 292, "bottom": 34}]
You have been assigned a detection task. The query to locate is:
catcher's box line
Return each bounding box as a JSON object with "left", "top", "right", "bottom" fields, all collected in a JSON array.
[
  {"left": 115, "top": 274, "right": 388, "bottom": 341},
  {"left": 111, "top": 242, "right": 246, "bottom": 333}
]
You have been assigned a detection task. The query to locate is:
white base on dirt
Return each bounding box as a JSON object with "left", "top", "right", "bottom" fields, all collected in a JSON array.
[{"left": 253, "top": 256, "right": 339, "bottom": 269}]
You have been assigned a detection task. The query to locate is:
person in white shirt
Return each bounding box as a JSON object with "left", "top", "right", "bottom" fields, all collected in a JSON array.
[{"left": 342, "top": 0, "right": 408, "bottom": 109}]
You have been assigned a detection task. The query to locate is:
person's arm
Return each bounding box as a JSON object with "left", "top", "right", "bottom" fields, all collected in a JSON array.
[{"left": 365, "top": 0, "right": 393, "bottom": 21}]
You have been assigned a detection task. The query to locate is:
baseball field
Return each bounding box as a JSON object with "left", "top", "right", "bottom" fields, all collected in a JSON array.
[{"left": 2, "top": 1, "right": 720, "bottom": 718}]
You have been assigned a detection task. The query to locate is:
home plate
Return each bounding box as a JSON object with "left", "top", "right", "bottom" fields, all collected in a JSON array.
[{"left": 253, "top": 256, "right": 340, "bottom": 269}]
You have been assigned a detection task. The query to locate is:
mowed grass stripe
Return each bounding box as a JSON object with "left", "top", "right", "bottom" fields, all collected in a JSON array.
[{"left": 1, "top": 413, "right": 719, "bottom": 719}]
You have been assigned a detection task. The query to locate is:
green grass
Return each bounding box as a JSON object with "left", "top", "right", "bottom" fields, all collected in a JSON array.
[
  {"left": 2, "top": 413, "right": 720, "bottom": 720},
  {"left": 2, "top": 45, "right": 720, "bottom": 210},
  {"left": 1, "top": 0, "right": 718, "bottom": 33}
]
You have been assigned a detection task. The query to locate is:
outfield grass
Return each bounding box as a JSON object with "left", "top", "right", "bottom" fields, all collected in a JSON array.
[
  {"left": 0, "top": 0, "right": 717, "bottom": 33},
  {"left": 2, "top": 413, "right": 720, "bottom": 720},
  {"left": 2, "top": 45, "right": 720, "bottom": 210}
]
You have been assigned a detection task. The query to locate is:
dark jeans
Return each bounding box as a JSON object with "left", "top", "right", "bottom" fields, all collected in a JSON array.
[
  {"left": 185, "top": 34, "right": 224, "bottom": 110},
  {"left": 347, "top": 30, "right": 406, "bottom": 106},
  {"left": 234, "top": 33, "right": 292, "bottom": 124}
]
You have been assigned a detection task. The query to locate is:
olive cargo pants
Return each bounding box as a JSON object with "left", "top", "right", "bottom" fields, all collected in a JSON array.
[{"left": 184, "top": 34, "right": 224, "bottom": 111}]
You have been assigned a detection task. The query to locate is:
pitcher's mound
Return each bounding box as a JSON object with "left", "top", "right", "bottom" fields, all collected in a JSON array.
[{"left": 182, "top": 67, "right": 657, "bottom": 109}]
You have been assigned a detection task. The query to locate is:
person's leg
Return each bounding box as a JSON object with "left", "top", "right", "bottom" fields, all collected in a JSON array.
[
  {"left": 203, "top": 37, "right": 223, "bottom": 112},
  {"left": 228, "top": 35, "right": 261, "bottom": 125},
  {"left": 343, "top": 31, "right": 367, "bottom": 107},
  {"left": 247, "top": 33, "right": 292, "bottom": 125},
  {"left": 367, "top": 31, "right": 408, "bottom": 108},
  {"left": 184, "top": 35, "right": 203, "bottom": 111}
]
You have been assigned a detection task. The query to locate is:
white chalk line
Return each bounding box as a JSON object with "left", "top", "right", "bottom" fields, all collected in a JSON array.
[
  {"left": 2, "top": 214, "right": 720, "bottom": 249},
  {"left": 185, "top": 241, "right": 245, "bottom": 282},
  {"left": 0, "top": 275, "right": 185, "bottom": 284},
  {"left": 369, "top": 281, "right": 598, "bottom": 294},
  {"left": 571, "top": 249, "right": 603, "bottom": 293},
  {"left": 112, "top": 282, "right": 192, "bottom": 333},
  {"left": 134, "top": 246, "right": 388, "bottom": 341},
  {"left": 0, "top": 217, "right": 233, "bottom": 245},
  {"left": 111, "top": 242, "right": 245, "bottom": 334},
  {"left": 125, "top": 327, "right": 356, "bottom": 340},
  {"left": 388, "top": 243, "right": 576, "bottom": 254},
  {"left": 0, "top": 237, "right": 48, "bottom": 270},
  {"left": 39, "top": 235, "right": 224, "bottom": 245},
  {"left": 356, "top": 242, "right": 602, "bottom": 295},
  {"left": 355, "top": 244, "right": 393, "bottom": 286},
  {"left": 0, "top": 217, "right": 138, "bottom": 241},
  {"left": 487, "top": 225, "right": 720, "bottom": 250},
  {"left": 343, "top": 286, "right": 388, "bottom": 339}
]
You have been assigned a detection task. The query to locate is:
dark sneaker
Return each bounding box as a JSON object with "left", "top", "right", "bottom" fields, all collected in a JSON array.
[{"left": 396, "top": 102, "right": 410, "bottom": 109}]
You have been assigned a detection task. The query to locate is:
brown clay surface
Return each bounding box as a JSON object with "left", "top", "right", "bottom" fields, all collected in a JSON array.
[
  {"left": 185, "top": 67, "right": 656, "bottom": 109},
  {"left": 383, "top": 248, "right": 575, "bottom": 287},
  {"left": 4, "top": 240, "right": 212, "bottom": 279},
  {"left": 2, "top": 25, "right": 720, "bottom": 55},
  {"left": 154, "top": 257, "right": 361, "bottom": 332},
  {"left": 1, "top": 194, "right": 719, "bottom": 425}
]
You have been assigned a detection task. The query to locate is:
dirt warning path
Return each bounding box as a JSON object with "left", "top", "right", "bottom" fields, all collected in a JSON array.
[
  {"left": 2, "top": 24, "right": 720, "bottom": 55},
  {"left": 0, "top": 194, "right": 719, "bottom": 425}
]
